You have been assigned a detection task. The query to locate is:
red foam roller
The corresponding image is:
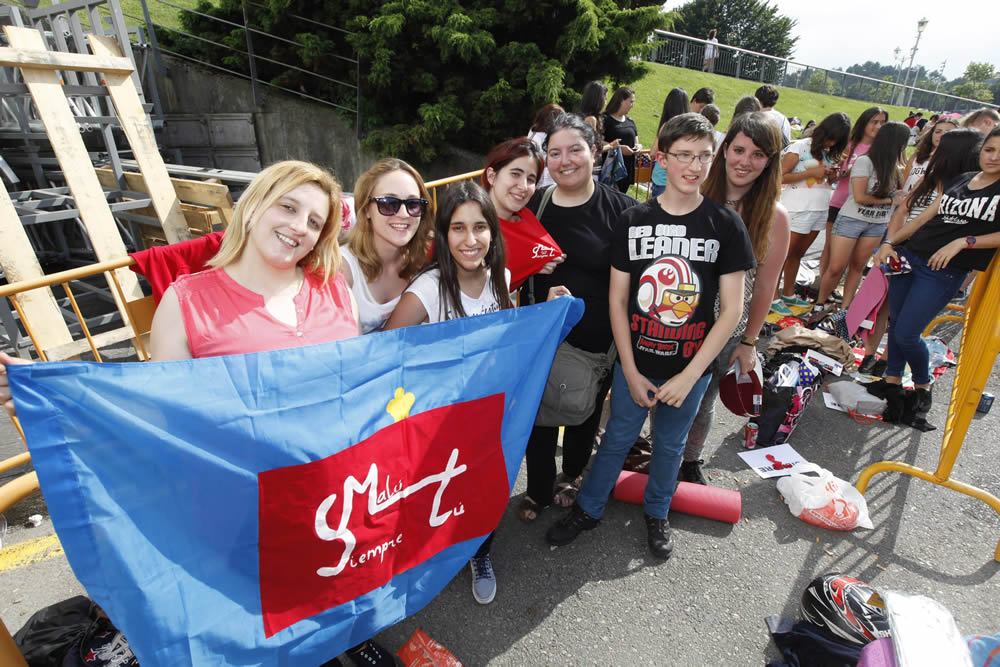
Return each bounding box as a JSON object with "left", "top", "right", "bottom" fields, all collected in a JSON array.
[{"left": 613, "top": 470, "right": 742, "bottom": 523}]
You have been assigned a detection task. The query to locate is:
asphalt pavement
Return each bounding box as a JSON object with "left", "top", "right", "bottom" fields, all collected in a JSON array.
[{"left": 1, "top": 251, "right": 998, "bottom": 665}]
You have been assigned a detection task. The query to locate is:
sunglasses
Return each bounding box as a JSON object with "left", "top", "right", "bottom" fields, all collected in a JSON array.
[{"left": 370, "top": 196, "right": 429, "bottom": 217}]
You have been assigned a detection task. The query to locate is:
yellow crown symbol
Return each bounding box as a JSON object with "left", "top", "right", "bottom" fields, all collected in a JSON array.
[{"left": 386, "top": 387, "right": 415, "bottom": 423}]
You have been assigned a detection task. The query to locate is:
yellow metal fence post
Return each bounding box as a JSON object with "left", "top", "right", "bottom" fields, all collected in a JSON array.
[{"left": 856, "top": 253, "right": 1000, "bottom": 561}]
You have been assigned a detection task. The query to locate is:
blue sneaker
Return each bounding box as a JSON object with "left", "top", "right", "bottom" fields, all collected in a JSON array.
[
  {"left": 781, "top": 294, "right": 812, "bottom": 308},
  {"left": 470, "top": 554, "right": 496, "bottom": 604},
  {"left": 770, "top": 299, "right": 794, "bottom": 316}
]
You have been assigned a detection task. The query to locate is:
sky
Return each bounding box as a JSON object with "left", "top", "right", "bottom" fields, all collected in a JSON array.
[{"left": 663, "top": 1, "right": 995, "bottom": 82}]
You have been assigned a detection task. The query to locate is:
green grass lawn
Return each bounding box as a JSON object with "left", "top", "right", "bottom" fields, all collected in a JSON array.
[
  {"left": 628, "top": 62, "right": 916, "bottom": 149},
  {"left": 30, "top": 0, "right": 212, "bottom": 33}
]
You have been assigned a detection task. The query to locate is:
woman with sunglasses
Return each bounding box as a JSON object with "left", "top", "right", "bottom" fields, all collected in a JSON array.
[
  {"left": 519, "top": 113, "right": 637, "bottom": 522},
  {"left": 340, "top": 159, "right": 434, "bottom": 333},
  {"left": 481, "top": 137, "right": 565, "bottom": 290}
]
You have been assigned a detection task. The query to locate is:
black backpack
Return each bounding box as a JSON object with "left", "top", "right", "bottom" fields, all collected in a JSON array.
[{"left": 13, "top": 596, "right": 138, "bottom": 667}]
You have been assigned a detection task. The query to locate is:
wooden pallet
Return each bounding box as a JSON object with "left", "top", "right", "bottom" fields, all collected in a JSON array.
[{"left": 0, "top": 25, "right": 195, "bottom": 360}]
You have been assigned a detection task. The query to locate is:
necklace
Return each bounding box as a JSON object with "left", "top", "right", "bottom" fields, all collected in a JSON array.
[{"left": 725, "top": 198, "right": 742, "bottom": 208}]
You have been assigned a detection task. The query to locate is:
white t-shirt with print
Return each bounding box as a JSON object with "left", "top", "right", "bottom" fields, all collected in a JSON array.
[
  {"left": 837, "top": 155, "right": 893, "bottom": 225},
  {"left": 407, "top": 267, "right": 512, "bottom": 323},
  {"left": 780, "top": 138, "right": 836, "bottom": 213}
]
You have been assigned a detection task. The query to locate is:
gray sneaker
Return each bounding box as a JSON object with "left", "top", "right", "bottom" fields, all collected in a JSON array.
[{"left": 470, "top": 554, "right": 496, "bottom": 604}]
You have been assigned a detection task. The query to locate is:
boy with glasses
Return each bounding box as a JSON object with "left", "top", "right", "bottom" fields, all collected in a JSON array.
[{"left": 545, "top": 114, "right": 755, "bottom": 559}]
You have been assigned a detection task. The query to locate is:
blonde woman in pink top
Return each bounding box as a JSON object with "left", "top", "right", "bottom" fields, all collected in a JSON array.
[{"left": 150, "top": 160, "right": 360, "bottom": 360}]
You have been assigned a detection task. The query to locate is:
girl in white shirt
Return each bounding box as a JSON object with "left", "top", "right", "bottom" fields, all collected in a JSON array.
[
  {"left": 387, "top": 181, "right": 514, "bottom": 326},
  {"left": 386, "top": 181, "right": 566, "bottom": 606},
  {"left": 340, "top": 158, "right": 434, "bottom": 333},
  {"left": 385, "top": 180, "right": 512, "bottom": 605}
]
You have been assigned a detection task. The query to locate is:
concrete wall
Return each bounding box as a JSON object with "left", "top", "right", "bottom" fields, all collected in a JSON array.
[
  {"left": 155, "top": 55, "right": 371, "bottom": 187},
  {"left": 153, "top": 55, "right": 486, "bottom": 188}
]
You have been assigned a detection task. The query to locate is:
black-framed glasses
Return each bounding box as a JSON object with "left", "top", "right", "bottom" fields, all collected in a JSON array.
[
  {"left": 370, "top": 196, "right": 429, "bottom": 217},
  {"left": 666, "top": 151, "right": 714, "bottom": 165}
]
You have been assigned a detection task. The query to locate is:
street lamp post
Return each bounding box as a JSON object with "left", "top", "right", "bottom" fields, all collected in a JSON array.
[
  {"left": 899, "top": 17, "right": 929, "bottom": 107},
  {"left": 934, "top": 60, "right": 947, "bottom": 93},
  {"left": 891, "top": 47, "right": 904, "bottom": 105}
]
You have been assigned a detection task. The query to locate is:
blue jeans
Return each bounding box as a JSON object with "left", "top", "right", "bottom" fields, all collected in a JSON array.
[
  {"left": 577, "top": 362, "right": 711, "bottom": 520},
  {"left": 886, "top": 246, "right": 967, "bottom": 385}
]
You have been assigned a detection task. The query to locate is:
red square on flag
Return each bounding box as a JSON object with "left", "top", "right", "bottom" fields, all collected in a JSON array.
[{"left": 257, "top": 393, "right": 508, "bottom": 636}]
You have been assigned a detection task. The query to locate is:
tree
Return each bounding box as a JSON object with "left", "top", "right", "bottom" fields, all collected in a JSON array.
[
  {"left": 165, "top": 0, "right": 671, "bottom": 163},
  {"left": 673, "top": 0, "right": 797, "bottom": 60},
  {"left": 804, "top": 70, "right": 840, "bottom": 96},
  {"left": 953, "top": 61, "right": 996, "bottom": 102}
]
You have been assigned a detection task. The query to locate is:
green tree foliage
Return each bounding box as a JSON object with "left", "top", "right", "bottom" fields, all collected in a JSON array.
[
  {"left": 673, "top": 0, "right": 797, "bottom": 60},
  {"left": 953, "top": 62, "right": 996, "bottom": 102},
  {"left": 163, "top": 0, "right": 671, "bottom": 163},
  {"left": 805, "top": 70, "right": 839, "bottom": 96}
]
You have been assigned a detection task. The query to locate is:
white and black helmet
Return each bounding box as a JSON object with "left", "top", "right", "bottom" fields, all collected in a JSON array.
[{"left": 800, "top": 573, "right": 891, "bottom": 645}]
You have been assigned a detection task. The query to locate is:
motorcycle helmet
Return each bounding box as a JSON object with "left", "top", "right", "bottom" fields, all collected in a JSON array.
[{"left": 800, "top": 573, "right": 890, "bottom": 645}]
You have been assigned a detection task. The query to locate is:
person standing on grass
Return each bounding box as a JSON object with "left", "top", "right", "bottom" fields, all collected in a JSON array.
[
  {"left": 603, "top": 86, "right": 641, "bottom": 193},
  {"left": 545, "top": 113, "right": 755, "bottom": 559},
  {"left": 703, "top": 29, "right": 719, "bottom": 72},
  {"left": 775, "top": 112, "right": 851, "bottom": 315}
]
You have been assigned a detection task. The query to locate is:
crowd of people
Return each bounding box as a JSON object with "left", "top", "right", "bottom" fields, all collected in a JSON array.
[{"left": 1, "top": 77, "right": 998, "bottom": 666}]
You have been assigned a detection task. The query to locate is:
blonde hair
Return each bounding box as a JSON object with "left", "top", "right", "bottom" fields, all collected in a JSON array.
[
  {"left": 208, "top": 160, "right": 343, "bottom": 281},
  {"left": 346, "top": 158, "right": 433, "bottom": 282}
]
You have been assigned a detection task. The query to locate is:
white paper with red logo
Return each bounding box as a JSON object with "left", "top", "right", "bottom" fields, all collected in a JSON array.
[{"left": 776, "top": 462, "right": 873, "bottom": 530}]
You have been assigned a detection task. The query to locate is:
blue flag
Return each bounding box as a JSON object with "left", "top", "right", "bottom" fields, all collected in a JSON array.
[{"left": 10, "top": 298, "right": 583, "bottom": 665}]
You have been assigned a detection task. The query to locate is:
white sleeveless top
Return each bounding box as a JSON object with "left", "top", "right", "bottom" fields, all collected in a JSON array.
[{"left": 340, "top": 246, "right": 400, "bottom": 334}]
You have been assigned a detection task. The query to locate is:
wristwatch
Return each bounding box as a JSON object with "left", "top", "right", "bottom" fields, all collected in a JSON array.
[
  {"left": 966, "top": 236, "right": 977, "bottom": 248},
  {"left": 740, "top": 335, "right": 759, "bottom": 347}
]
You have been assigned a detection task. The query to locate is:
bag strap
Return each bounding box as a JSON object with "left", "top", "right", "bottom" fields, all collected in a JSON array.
[{"left": 527, "top": 186, "right": 558, "bottom": 305}]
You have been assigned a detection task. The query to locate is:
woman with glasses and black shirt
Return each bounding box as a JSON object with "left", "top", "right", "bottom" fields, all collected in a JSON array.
[{"left": 340, "top": 159, "right": 434, "bottom": 333}]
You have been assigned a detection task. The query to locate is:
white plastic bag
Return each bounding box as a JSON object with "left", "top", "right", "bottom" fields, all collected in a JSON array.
[{"left": 776, "top": 462, "right": 874, "bottom": 530}]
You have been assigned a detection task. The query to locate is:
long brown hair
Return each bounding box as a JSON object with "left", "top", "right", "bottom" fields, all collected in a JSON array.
[
  {"left": 424, "top": 181, "right": 513, "bottom": 318},
  {"left": 347, "top": 158, "right": 433, "bottom": 282},
  {"left": 701, "top": 112, "right": 782, "bottom": 263}
]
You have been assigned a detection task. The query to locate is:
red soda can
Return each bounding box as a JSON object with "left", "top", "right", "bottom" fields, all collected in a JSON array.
[{"left": 743, "top": 421, "right": 759, "bottom": 449}]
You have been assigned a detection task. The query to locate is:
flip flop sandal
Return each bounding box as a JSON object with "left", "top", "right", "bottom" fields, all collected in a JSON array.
[
  {"left": 552, "top": 473, "right": 582, "bottom": 508},
  {"left": 517, "top": 496, "right": 544, "bottom": 522}
]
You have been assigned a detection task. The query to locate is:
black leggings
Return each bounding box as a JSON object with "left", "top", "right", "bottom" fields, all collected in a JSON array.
[{"left": 524, "top": 371, "right": 614, "bottom": 504}]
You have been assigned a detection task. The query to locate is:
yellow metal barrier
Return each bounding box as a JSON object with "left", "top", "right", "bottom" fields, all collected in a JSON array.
[
  {"left": 856, "top": 252, "right": 1000, "bottom": 561},
  {"left": 0, "top": 257, "right": 151, "bottom": 363},
  {"left": 424, "top": 169, "right": 484, "bottom": 212},
  {"left": 922, "top": 302, "right": 965, "bottom": 337}
]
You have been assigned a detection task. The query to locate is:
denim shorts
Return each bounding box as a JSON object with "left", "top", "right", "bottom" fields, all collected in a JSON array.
[{"left": 832, "top": 214, "right": 885, "bottom": 239}]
